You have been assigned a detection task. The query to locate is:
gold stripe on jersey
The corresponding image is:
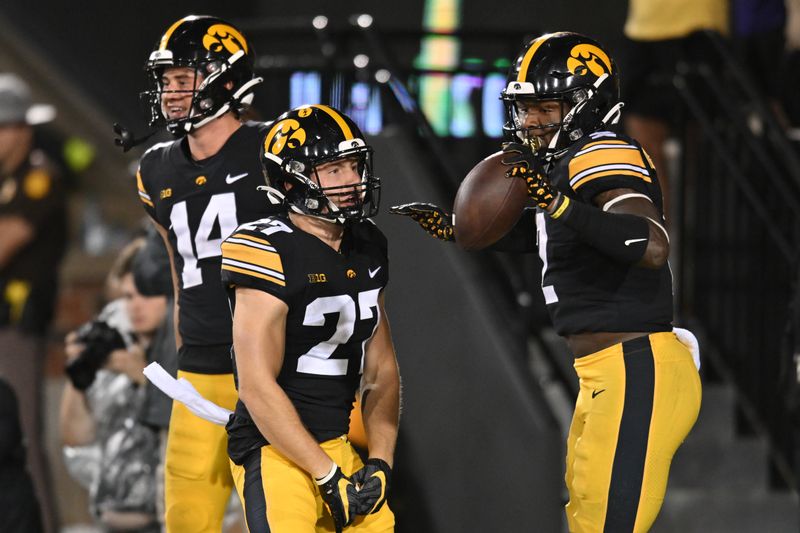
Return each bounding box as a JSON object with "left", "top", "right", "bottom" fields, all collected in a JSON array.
[
  {"left": 309, "top": 105, "right": 354, "bottom": 139},
  {"left": 136, "top": 170, "right": 154, "bottom": 207},
  {"left": 221, "top": 238, "right": 285, "bottom": 287},
  {"left": 221, "top": 241, "right": 282, "bottom": 272},
  {"left": 569, "top": 144, "right": 652, "bottom": 191},
  {"left": 571, "top": 169, "right": 653, "bottom": 190},
  {"left": 228, "top": 232, "right": 273, "bottom": 247},
  {"left": 575, "top": 139, "right": 631, "bottom": 153},
  {"left": 221, "top": 263, "right": 286, "bottom": 287}
]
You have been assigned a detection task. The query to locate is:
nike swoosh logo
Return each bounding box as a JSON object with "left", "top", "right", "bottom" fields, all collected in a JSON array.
[
  {"left": 591, "top": 389, "right": 606, "bottom": 399},
  {"left": 368, "top": 266, "right": 382, "bottom": 279},
  {"left": 624, "top": 238, "right": 647, "bottom": 246},
  {"left": 226, "top": 172, "right": 248, "bottom": 184}
]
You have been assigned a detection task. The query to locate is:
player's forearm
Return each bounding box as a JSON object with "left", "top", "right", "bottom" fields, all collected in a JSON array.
[
  {"left": 239, "top": 379, "right": 334, "bottom": 478},
  {"left": 172, "top": 300, "right": 182, "bottom": 349},
  {"left": 547, "top": 194, "right": 666, "bottom": 267},
  {"left": 361, "top": 363, "right": 400, "bottom": 466},
  {"left": 155, "top": 220, "right": 183, "bottom": 349}
]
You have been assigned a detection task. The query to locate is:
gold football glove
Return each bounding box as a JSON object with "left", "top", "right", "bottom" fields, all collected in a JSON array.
[
  {"left": 316, "top": 464, "right": 357, "bottom": 532},
  {"left": 501, "top": 142, "right": 556, "bottom": 210},
  {"left": 389, "top": 202, "right": 454, "bottom": 242},
  {"left": 351, "top": 458, "right": 392, "bottom": 515}
]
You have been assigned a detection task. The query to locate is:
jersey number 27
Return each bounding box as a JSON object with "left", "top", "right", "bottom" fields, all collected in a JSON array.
[{"left": 298, "top": 289, "right": 381, "bottom": 376}]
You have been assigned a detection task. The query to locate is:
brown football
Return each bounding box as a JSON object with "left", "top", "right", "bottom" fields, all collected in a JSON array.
[{"left": 453, "top": 151, "right": 529, "bottom": 251}]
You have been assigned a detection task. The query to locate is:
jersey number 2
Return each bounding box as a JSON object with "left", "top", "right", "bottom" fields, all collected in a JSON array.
[
  {"left": 297, "top": 289, "right": 381, "bottom": 376},
  {"left": 170, "top": 193, "right": 238, "bottom": 288}
]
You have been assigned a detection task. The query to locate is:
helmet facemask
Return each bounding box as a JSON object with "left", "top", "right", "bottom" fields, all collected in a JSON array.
[
  {"left": 260, "top": 105, "right": 382, "bottom": 225},
  {"left": 264, "top": 144, "right": 381, "bottom": 225}
]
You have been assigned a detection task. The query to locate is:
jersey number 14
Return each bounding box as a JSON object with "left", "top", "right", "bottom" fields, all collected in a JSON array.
[{"left": 170, "top": 193, "right": 238, "bottom": 288}]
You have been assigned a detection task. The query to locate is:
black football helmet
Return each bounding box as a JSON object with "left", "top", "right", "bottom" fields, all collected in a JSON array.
[
  {"left": 501, "top": 32, "right": 622, "bottom": 158},
  {"left": 141, "top": 15, "right": 262, "bottom": 134},
  {"left": 260, "top": 105, "right": 380, "bottom": 224}
]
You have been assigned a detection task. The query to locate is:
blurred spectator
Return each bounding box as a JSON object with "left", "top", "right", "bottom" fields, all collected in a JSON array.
[
  {"left": 618, "top": 0, "right": 729, "bottom": 217},
  {"left": 60, "top": 238, "right": 167, "bottom": 532},
  {"left": 0, "top": 72, "right": 67, "bottom": 533},
  {"left": 0, "top": 376, "right": 44, "bottom": 533},
  {"left": 732, "top": 0, "right": 790, "bottom": 126}
]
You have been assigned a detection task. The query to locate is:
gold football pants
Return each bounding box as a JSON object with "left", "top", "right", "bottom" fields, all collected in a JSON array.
[
  {"left": 164, "top": 371, "right": 238, "bottom": 532},
  {"left": 231, "top": 435, "right": 395, "bottom": 533},
  {"left": 565, "top": 332, "right": 701, "bottom": 533}
]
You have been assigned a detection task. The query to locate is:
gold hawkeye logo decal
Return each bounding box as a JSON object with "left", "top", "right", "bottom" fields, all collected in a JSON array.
[
  {"left": 203, "top": 24, "right": 248, "bottom": 55},
  {"left": 567, "top": 44, "right": 612, "bottom": 78},
  {"left": 266, "top": 119, "right": 307, "bottom": 156}
]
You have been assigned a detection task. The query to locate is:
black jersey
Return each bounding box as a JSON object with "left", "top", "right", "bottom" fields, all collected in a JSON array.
[
  {"left": 0, "top": 148, "right": 66, "bottom": 335},
  {"left": 220, "top": 215, "right": 389, "bottom": 464},
  {"left": 136, "top": 122, "right": 274, "bottom": 372},
  {"left": 539, "top": 130, "right": 673, "bottom": 335}
]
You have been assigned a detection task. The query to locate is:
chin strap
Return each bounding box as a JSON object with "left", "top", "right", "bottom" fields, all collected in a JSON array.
[
  {"left": 256, "top": 185, "right": 347, "bottom": 225},
  {"left": 256, "top": 185, "right": 287, "bottom": 206},
  {"left": 601, "top": 102, "right": 624, "bottom": 126}
]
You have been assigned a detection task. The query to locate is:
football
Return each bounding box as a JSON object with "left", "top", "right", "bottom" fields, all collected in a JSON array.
[{"left": 453, "top": 151, "right": 529, "bottom": 251}]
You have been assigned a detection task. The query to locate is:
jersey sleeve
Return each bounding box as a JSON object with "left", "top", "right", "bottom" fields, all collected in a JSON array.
[
  {"left": 567, "top": 135, "right": 655, "bottom": 203},
  {"left": 221, "top": 228, "right": 291, "bottom": 302},
  {"left": 135, "top": 166, "right": 157, "bottom": 221},
  {"left": 136, "top": 143, "right": 173, "bottom": 223}
]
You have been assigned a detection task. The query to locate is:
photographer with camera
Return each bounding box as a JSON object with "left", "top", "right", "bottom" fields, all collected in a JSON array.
[{"left": 59, "top": 238, "right": 168, "bottom": 532}]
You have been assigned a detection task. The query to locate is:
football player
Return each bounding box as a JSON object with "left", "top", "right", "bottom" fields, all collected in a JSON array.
[
  {"left": 134, "top": 15, "right": 274, "bottom": 533},
  {"left": 392, "top": 32, "right": 701, "bottom": 533},
  {"left": 220, "top": 105, "right": 399, "bottom": 532}
]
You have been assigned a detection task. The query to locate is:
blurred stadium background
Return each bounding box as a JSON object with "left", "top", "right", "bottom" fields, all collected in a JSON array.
[{"left": 1, "top": 0, "right": 799, "bottom": 531}]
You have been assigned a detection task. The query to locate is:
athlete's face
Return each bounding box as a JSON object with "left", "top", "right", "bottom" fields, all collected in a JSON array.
[
  {"left": 120, "top": 273, "right": 168, "bottom": 336},
  {"left": 514, "top": 98, "right": 568, "bottom": 145},
  {"left": 315, "top": 156, "right": 362, "bottom": 210},
  {"left": 159, "top": 67, "right": 204, "bottom": 121}
]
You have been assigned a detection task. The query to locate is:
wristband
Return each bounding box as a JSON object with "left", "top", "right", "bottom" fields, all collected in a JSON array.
[
  {"left": 549, "top": 194, "right": 570, "bottom": 219},
  {"left": 315, "top": 462, "right": 338, "bottom": 485}
]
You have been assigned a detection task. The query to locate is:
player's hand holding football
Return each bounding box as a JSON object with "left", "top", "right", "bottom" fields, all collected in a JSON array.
[
  {"left": 389, "top": 202, "right": 454, "bottom": 242},
  {"left": 501, "top": 142, "right": 556, "bottom": 210},
  {"left": 316, "top": 464, "right": 358, "bottom": 532},
  {"left": 350, "top": 458, "right": 392, "bottom": 515}
]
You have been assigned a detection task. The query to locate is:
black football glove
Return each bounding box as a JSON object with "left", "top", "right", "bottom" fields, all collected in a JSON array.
[
  {"left": 501, "top": 142, "right": 556, "bottom": 210},
  {"left": 316, "top": 465, "right": 357, "bottom": 532},
  {"left": 351, "top": 458, "right": 392, "bottom": 515},
  {"left": 389, "top": 202, "right": 454, "bottom": 242}
]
